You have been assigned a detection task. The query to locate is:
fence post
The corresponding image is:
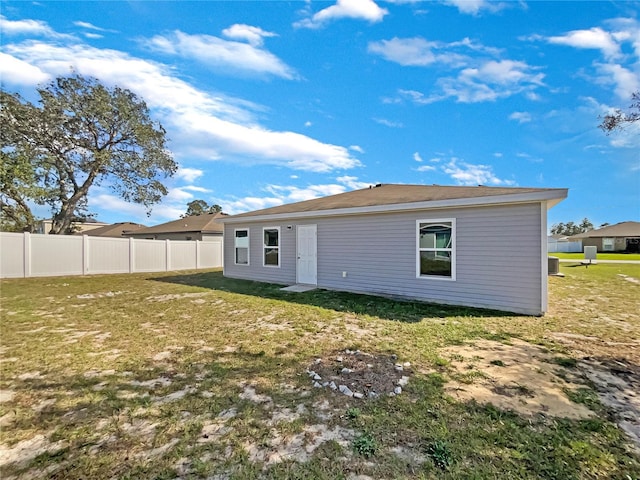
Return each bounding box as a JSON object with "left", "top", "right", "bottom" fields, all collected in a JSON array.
[
  {"left": 23, "top": 232, "right": 31, "bottom": 278},
  {"left": 82, "top": 235, "right": 90, "bottom": 275},
  {"left": 196, "top": 240, "right": 201, "bottom": 269},
  {"left": 166, "top": 239, "right": 171, "bottom": 271},
  {"left": 129, "top": 237, "right": 135, "bottom": 273}
]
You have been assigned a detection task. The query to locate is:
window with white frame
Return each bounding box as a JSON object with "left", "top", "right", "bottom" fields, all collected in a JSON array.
[
  {"left": 263, "top": 227, "right": 280, "bottom": 266},
  {"left": 417, "top": 219, "right": 455, "bottom": 279},
  {"left": 602, "top": 237, "right": 615, "bottom": 251},
  {"left": 234, "top": 229, "right": 249, "bottom": 265}
]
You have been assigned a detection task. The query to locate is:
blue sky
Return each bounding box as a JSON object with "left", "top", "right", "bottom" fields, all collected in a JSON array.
[{"left": 1, "top": 0, "right": 639, "bottom": 230}]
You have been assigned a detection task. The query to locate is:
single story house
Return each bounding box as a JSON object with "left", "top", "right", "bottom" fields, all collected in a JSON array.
[
  {"left": 73, "top": 222, "right": 146, "bottom": 238},
  {"left": 219, "top": 184, "right": 567, "bottom": 316},
  {"left": 123, "top": 212, "right": 227, "bottom": 241},
  {"left": 570, "top": 221, "right": 640, "bottom": 253},
  {"left": 36, "top": 218, "right": 111, "bottom": 235}
]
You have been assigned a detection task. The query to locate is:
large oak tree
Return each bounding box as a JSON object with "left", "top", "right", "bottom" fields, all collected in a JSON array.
[{"left": 1, "top": 74, "right": 176, "bottom": 233}]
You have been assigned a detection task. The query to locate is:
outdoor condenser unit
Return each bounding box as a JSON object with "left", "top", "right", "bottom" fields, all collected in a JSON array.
[{"left": 548, "top": 256, "right": 560, "bottom": 275}]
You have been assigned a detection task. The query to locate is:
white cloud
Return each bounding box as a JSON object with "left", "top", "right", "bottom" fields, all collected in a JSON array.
[
  {"left": 509, "top": 111, "right": 532, "bottom": 123},
  {"left": 595, "top": 63, "right": 639, "bottom": 101},
  {"left": 73, "top": 21, "right": 116, "bottom": 33},
  {"left": 393, "top": 59, "right": 544, "bottom": 105},
  {"left": 304, "top": 121, "right": 312, "bottom": 127},
  {"left": 373, "top": 117, "right": 404, "bottom": 128},
  {"left": 547, "top": 27, "right": 621, "bottom": 59},
  {"left": 175, "top": 167, "right": 204, "bottom": 183},
  {"left": 336, "top": 175, "right": 370, "bottom": 189},
  {"left": 219, "top": 176, "right": 370, "bottom": 214},
  {"left": 0, "top": 15, "right": 67, "bottom": 38},
  {"left": 182, "top": 186, "right": 212, "bottom": 193},
  {"left": 349, "top": 145, "right": 365, "bottom": 153},
  {"left": 368, "top": 37, "right": 467, "bottom": 67},
  {"left": 535, "top": 19, "right": 640, "bottom": 102},
  {"left": 221, "top": 24, "right": 277, "bottom": 47},
  {"left": 371, "top": 36, "right": 544, "bottom": 104},
  {"left": 0, "top": 52, "right": 50, "bottom": 86},
  {"left": 166, "top": 187, "right": 195, "bottom": 203},
  {"left": 442, "top": 158, "right": 515, "bottom": 185},
  {"left": 3, "top": 40, "right": 360, "bottom": 173},
  {"left": 88, "top": 193, "right": 184, "bottom": 224},
  {"left": 442, "top": 0, "right": 504, "bottom": 15},
  {"left": 416, "top": 165, "right": 436, "bottom": 172},
  {"left": 413, "top": 152, "right": 423, "bottom": 162},
  {"left": 438, "top": 60, "right": 545, "bottom": 103},
  {"left": 145, "top": 30, "right": 296, "bottom": 79},
  {"left": 295, "top": 0, "right": 388, "bottom": 29}
]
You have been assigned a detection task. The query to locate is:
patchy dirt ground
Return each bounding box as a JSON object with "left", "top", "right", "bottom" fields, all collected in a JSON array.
[
  {"left": 579, "top": 358, "right": 640, "bottom": 452},
  {"left": 439, "top": 339, "right": 593, "bottom": 419},
  {"left": 437, "top": 339, "right": 640, "bottom": 453}
]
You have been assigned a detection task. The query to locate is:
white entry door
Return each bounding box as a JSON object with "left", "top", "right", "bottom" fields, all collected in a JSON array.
[{"left": 297, "top": 225, "right": 317, "bottom": 285}]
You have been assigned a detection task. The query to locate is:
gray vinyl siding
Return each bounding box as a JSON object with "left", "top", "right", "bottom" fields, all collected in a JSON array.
[
  {"left": 223, "top": 202, "right": 544, "bottom": 315},
  {"left": 224, "top": 224, "right": 297, "bottom": 285}
]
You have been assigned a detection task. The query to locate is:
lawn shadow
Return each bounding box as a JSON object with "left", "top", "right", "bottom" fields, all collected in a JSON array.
[{"left": 150, "top": 270, "right": 514, "bottom": 323}]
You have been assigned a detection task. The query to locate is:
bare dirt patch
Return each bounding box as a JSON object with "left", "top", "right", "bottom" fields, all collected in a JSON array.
[
  {"left": 0, "top": 434, "right": 66, "bottom": 469},
  {"left": 145, "top": 292, "right": 209, "bottom": 302},
  {"left": 579, "top": 358, "right": 640, "bottom": 453},
  {"left": 441, "top": 339, "right": 594, "bottom": 419},
  {"left": 243, "top": 423, "right": 355, "bottom": 466}
]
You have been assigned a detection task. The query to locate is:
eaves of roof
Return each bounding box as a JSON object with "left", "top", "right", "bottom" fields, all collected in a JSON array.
[{"left": 220, "top": 184, "right": 568, "bottom": 224}]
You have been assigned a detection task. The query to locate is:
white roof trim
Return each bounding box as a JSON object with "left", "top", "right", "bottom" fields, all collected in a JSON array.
[{"left": 220, "top": 189, "right": 568, "bottom": 224}]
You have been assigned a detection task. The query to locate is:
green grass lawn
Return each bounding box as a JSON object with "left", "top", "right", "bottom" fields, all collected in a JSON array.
[
  {"left": 550, "top": 252, "right": 640, "bottom": 261},
  {"left": 1, "top": 266, "right": 639, "bottom": 479}
]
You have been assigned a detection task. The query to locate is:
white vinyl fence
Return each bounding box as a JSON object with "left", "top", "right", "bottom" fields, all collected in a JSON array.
[
  {"left": 547, "top": 239, "right": 583, "bottom": 253},
  {"left": 0, "top": 232, "right": 223, "bottom": 278}
]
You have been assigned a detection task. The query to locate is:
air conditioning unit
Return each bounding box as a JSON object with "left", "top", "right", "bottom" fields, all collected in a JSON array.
[{"left": 548, "top": 256, "right": 561, "bottom": 276}]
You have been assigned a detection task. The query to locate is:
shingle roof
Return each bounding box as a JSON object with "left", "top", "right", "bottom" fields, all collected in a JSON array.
[
  {"left": 75, "top": 222, "right": 146, "bottom": 237},
  {"left": 570, "top": 221, "right": 640, "bottom": 238},
  {"left": 225, "top": 184, "right": 566, "bottom": 220},
  {"left": 128, "top": 212, "right": 227, "bottom": 235}
]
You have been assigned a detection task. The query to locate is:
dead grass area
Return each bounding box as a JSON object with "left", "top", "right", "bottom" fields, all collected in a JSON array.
[{"left": 0, "top": 265, "right": 639, "bottom": 479}]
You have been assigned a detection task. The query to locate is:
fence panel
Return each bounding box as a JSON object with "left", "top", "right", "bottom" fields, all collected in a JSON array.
[
  {"left": 201, "top": 239, "right": 223, "bottom": 268},
  {"left": 89, "top": 237, "right": 131, "bottom": 274},
  {"left": 31, "top": 234, "right": 83, "bottom": 277},
  {"left": 170, "top": 241, "right": 197, "bottom": 271},
  {"left": 0, "top": 232, "right": 223, "bottom": 278},
  {"left": 548, "top": 240, "right": 582, "bottom": 253},
  {"left": 133, "top": 239, "right": 167, "bottom": 272},
  {"left": 0, "top": 233, "right": 25, "bottom": 278}
]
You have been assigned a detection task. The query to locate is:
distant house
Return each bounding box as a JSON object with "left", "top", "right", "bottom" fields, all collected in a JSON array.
[
  {"left": 36, "top": 218, "right": 110, "bottom": 235},
  {"left": 73, "top": 222, "right": 146, "bottom": 238},
  {"left": 570, "top": 221, "right": 640, "bottom": 252},
  {"left": 219, "top": 184, "right": 568, "bottom": 316},
  {"left": 124, "top": 212, "right": 227, "bottom": 242}
]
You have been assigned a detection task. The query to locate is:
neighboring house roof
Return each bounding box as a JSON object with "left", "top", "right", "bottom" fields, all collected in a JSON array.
[
  {"left": 222, "top": 184, "right": 567, "bottom": 223},
  {"left": 127, "top": 212, "right": 227, "bottom": 235},
  {"left": 570, "top": 221, "right": 640, "bottom": 239},
  {"left": 549, "top": 234, "right": 571, "bottom": 241},
  {"left": 75, "top": 222, "right": 147, "bottom": 237}
]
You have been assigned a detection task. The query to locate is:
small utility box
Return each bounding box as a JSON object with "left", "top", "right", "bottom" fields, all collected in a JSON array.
[{"left": 582, "top": 246, "right": 597, "bottom": 266}]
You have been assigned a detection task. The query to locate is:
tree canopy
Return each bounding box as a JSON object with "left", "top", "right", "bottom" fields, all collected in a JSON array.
[
  {"left": 182, "top": 199, "right": 223, "bottom": 218},
  {"left": 0, "top": 74, "right": 177, "bottom": 233},
  {"left": 550, "top": 218, "right": 594, "bottom": 236},
  {"left": 599, "top": 91, "right": 640, "bottom": 133}
]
